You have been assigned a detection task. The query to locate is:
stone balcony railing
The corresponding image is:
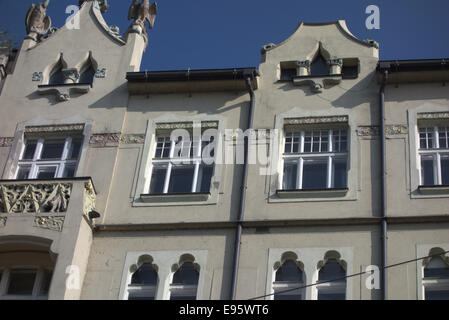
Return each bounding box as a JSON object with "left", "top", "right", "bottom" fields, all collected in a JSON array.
[{"left": 0, "top": 177, "right": 96, "bottom": 232}]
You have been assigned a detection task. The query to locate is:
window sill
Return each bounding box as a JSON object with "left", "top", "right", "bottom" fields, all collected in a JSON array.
[
  {"left": 140, "top": 192, "right": 211, "bottom": 203},
  {"left": 276, "top": 188, "right": 349, "bottom": 199},
  {"left": 418, "top": 185, "right": 449, "bottom": 195}
]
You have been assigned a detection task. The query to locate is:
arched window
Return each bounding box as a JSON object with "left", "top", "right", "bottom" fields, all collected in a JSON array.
[
  {"left": 78, "top": 61, "right": 95, "bottom": 84},
  {"left": 169, "top": 261, "right": 199, "bottom": 300},
  {"left": 310, "top": 54, "right": 329, "bottom": 77},
  {"left": 317, "top": 257, "right": 346, "bottom": 300},
  {"left": 423, "top": 250, "right": 449, "bottom": 300},
  {"left": 273, "top": 260, "right": 304, "bottom": 300},
  {"left": 48, "top": 63, "right": 65, "bottom": 85},
  {"left": 127, "top": 263, "right": 158, "bottom": 300}
]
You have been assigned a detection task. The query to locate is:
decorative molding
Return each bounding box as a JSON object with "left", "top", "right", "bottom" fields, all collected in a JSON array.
[
  {"left": 120, "top": 134, "right": 145, "bottom": 144},
  {"left": 261, "top": 43, "right": 276, "bottom": 54},
  {"left": 385, "top": 124, "right": 408, "bottom": 135},
  {"left": 95, "top": 68, "right": 107, "bottom": 78},
  {"left": 0, "top": 216, "right": 6, "bottom": 228},
  {"left": 357, "top": 126, "right": 380, "bottom": 137},
  {"left": 32, "top": 72, "right": 43, "bottom": 81},
  {"left": 109, "top": 26, "right": 120, "bottom": 37},
  {"left": 33, "top": 216, "right": 65, "bottom": 232},
  {"left": 417, "top": 112, "right": 449, "bottom": 120},
  {"left": 0, "top": 137, "right": 14, "bottom": 147},
  {"left": 0, "top": 183, "right": 72, "bottom": 214},
  {"left": 62, "top": 68, "right": 80, "bottom": 83},
  {"left": 89, "top": 133, "right": 120, "bottom": 147},
  {"left": 285, "top": 116, "right": 348, "bottom": 126},
  {"left": 37, "top": 84, "right": 90, "bottom": 102},
  {"left": 293, "top": 74, "right": 342, "bottom": 93},
  {"left": 25, "top": 124, "right": 85, "bottom": 134},
  {"left": 156, "top": 121, "right": 219, "bottom": 130},
  {"left": 327, "top": 58, "right": 343, "bottom": 67},
  {"left": 363, "top": 39, "right": 379, "bottom": 49}
]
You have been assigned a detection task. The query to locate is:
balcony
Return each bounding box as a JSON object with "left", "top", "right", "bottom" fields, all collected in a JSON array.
[{"left": 0, "top": 177, "right": 97, "bottom": 233}]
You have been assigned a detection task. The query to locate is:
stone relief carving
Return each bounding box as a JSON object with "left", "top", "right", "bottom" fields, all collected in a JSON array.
[
  {"left": 120, "top": 134, "right": 146, "bottom": 144},
  {"left": 32, "top": 72, "right": 43, "bottom": 81},
  {"left": 155, "top": 121, "right": 219, "bottom": 130},
  {"left": 357, "top": 126, "right": 380, "bottom": 137},
  {"left": 79, "top": 0, "right": 108, "bottom": 13},
  {"left": 25, "top": 0, "right": 51, "bottom": 42},
  {"left": 285, "top": 116, "right": 348, "bottom": 126},
  {"left": 0, "top": 137, "right": 14, "bottom": 147},
  {"left": 95, "top": 68, "right": 107, "bottom": 78},
  {"left": 83, "top": 181, "right": 96, "bottom": 218},
  {"left": 127, "top": 0, "right": 157, "bottom": 39},
  {"left": 418, "top": 112, "right": 449, "bottom": 120},
  {"left": 25, "top": 124, "right": 85, "bottom": 133},
  {"left": 385, "top": 125, "right": 408, "bottom": 135},
  {"left": 356, "top": 125, "right": 408, "bottom": 136},
  {"left": 34, "top": 216, "right": 65, "bottom": 232},
  {"left": 0, "top": 183, "right": 72, "bottom": 214},
  {"left": 89, "top": 133, "right": 120, "bottom": 147}
]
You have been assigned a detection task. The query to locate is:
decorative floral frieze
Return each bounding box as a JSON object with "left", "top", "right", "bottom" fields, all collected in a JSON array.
[
  {"left": 95, "top": 68, "right": 107, "bottom": 78},
  {"left": 0, "top": 183, "right": 72, "bottom": 214},
  {"left": 327, "top": 59, "right": 343, "bottom": 67},
  {"left": 120, "top": 134, "right": 145, "bottom": 144},
  {"left": 385, "top": 125, "right": 408, "bottom": 135},
  {"left": 285, "top": 116, "right": 348, "bottom": 126},
  {"left": 417, "top": 112, "right": 449, "bottom": 120},
  {"left": 89, "top": 133, "right": 120, "bottom": 147},
  {"left": 34, "top": 216, "right": 65, "bottom": 232},
  {"left": 0, "top": 216, "right": 6, "bottom": 227},
  {"left": 83, "top": 181, "right": 96, "bottom": 218},
  {"left": 155, "top": 121, "right": 219, "bottom": 130},
  {"left": 0, "top": 137, "right": 14, "bottom": 147},
  {"left": 357, "top": 126, "right": 380, "bottom": 137},
  {"left": 25, "top": 124, "right": 85, "bottom": 134}
]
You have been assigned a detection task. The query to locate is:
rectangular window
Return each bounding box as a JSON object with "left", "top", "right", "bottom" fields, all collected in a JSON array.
[
  {"left": 281, "top": 129, "right": 348, "bottom": 190},
  {"left": 15, "top": 136, "right": 82, "bottom": 180},
  {"left": 7, "top": 269, "right": 37, "bottom": 296},
  {"left": 146, "top": 126, "right": 215, "bottom": 195},
  {"left": 418, "top": 126, "right": 449, "bottom": 186}
]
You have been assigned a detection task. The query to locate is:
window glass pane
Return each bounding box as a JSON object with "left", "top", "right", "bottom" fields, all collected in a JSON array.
[
  {"left": 149, "top": 166, "right": 167, "bottom": 194},
  {"left": 282, "top": 162, "right": 297, "bottom": 190},
  {"left": 79, "top": 64, "right": 95, "bottom": 84},
  {"left": 41, "top": 140, "right": 65, "bottom": 159},
  {"left": 425, "top": 289, "right": 449, "bottom": 300},
  {"left": 170, "top": 295, "right": 197, "bottom": 301},
  {"left": 275, "top": 261, "right": 303, "bottom": 282},
  {"left": 69, "top": 139, "right": 82, "bottom": 160},
  {"left": 36, "top": 166, "right": 57, "bottom": 179},
  {"left": 439, "top": 128, "right": 448, "bottom": 149},
  {"left": 22, "top": 142, "right": 37, "bottom": 160},
  {"left": 197, "top": 164, "right": 214, "bottom": 193},
  {"left": 131, "top": 264, "right": 158, "bottom": 285},
  {"left": 317, "top": 292, "right": 346, "bottom": 300},
  {"left": 49, "top": 68, "right": 64, "bottom": 85},
  {"left": 7, "top": 269, "right": 37, "bottom": 295},
  {"left": 421, "top": 157, "right": 435, "bottom": 186},
  {"left": 302, "top": 160, "right": 327, "bottom": 189},
  {"left": 62, "top": 165, "right": 76, "bottom": 178},
  {"left": 280, "top": 68, "right": 297, "bottom": 81},
  {"left": 310, "top": 55, "right": 329, "bottom": 76},
  {"left": 441, "top": 156, "right": 449, "bottom": 185},
  {"left": 129, "top": 293, "right": 155, "bottom": 300},
  {"left": 333, "top": 158, "right": 347, "bottom": 188},
  {"left": 39, "top": 270, "right": 52, "bottom": 295},
  {"left": 318, "top": 260, "right": 346, "bottom": 281},
  {"left": 168, "top": 165, "right": 194, "bottom": 193},
  {"left": 172, "top": 263, "right": 199, "bottom": 285},
  {"left": 16, "top": 166, "right": 31, "bottom": 179},
  {"left": 274, "top": 291, "right": 302, "bottom": 300},
  {"left": 304, "top": 132, "right": 312, "bottom": 152}
]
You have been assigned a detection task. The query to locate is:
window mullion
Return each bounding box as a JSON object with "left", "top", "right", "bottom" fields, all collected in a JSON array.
[
  {"left": 192, "top": 161, "right": 200, "bottom": 193},
  {"left": 0, "top": 268, "right": 9, "bottom": 296},
  {"left": 31, "top": 269, "right": 42, "bottom": 299},
  {"left": 434, "top": 126, "right": 440, "bottom": 149},
  {"left": 163, "top": 162, "right": 172, "bottom": 194},
  {"left": 300, "top": 131, "right": 305, "bottom": 153},
  {"left": 328, "top": 130, "right": 333, "bottom": 152},
  {"left": 34, "top": 139, "right": 44, "bottom": 161},
  {"left": 297, "top": 157, "right": 303, "bottom": 189},
  {"left": 436, "top": 153, "right": 442, "bottom": 185},
  {"left": 327, "top": 156, "right": 333, "bottom": 189}
]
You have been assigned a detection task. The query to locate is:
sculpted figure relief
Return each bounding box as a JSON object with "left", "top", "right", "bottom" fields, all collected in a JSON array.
[
  {"left": 128, "top": 0, "right": 157, "bottom": 36},
  {"left": 25, "top": 0, "right": 51, "bottom": 42}
]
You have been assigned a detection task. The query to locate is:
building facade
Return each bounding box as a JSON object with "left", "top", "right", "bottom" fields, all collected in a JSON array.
[{"left": 0, "top": 0, "right": 448, "bottom": 300}]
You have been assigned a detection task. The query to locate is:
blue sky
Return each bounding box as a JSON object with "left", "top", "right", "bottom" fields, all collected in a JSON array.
[{"left": 1, "top": 0, "right": 448, "bottom": 71}]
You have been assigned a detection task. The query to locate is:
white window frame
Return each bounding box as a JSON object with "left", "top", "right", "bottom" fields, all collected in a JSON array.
[
  {"left": 280, "top": 129, "right": 348, "bottom": 190},
  {"left": 418, "top": 125, "right": 449, "bottom": 186},
  {"left": 144, "top": 127, "right": 215, "bottom": 195},
  {"left": 0, "top": 267, "right": 52, "bottom": 300},
  {"left": 15, "top": 137, "right": 81, "bottom": 180}
]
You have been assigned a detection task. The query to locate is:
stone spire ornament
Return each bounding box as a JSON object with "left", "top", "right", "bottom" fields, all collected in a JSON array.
[
  {"left": 127, "top": 0, "right": 157, "bottom": 37},
  {"left": 25, "top": 0, "right": 51, "bottom": 42}
]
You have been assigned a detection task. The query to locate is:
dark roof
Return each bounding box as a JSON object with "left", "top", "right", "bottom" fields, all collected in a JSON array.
[{"left": 378, "top": 58, "right": 449, "bottom": 72}]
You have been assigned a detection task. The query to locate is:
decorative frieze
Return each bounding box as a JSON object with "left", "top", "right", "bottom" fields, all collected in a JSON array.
[
  {"left": 120, "top": 134, "right": 146, "bottom": 144},
  {"left": 0, "top": 216, "right": 6, "bottom": 227},
  {"left": 417, "top": 112, "right": 449, "bottom": 120},
  {"left": 327, "top": 59, "right": 343, "bottom": 67},
  {"left": 285, "top": 116, "right": 348, "bottom": 126},
  {"left": 0, "top": 183, "right": 72, "bottom": 214},
  {"left": 357, "top": 126, "right": 380, "bottom": 137},
  {"left": 156, "top": 121, "right": 219, "bottom": 130},
  {"left": 34, "top": 216, "right": 65, "bottom": 232},
  {"left": 95, "top": 68, "right": 107, "bottom": 78},
  {"left": 356, "top": 125, "right": 408, "bottom": 136},
  {"left": 25, "top": 124, "right": 85, "bottom": 134},
  {"left": 89, "top": 133, "right": 120, "bottom": 147},
  {"left": 0, "top": 137, "right": 14, "bottom": 147},
  {"left": 385, "top": 125, "right": 408, "bottom": 135}
]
